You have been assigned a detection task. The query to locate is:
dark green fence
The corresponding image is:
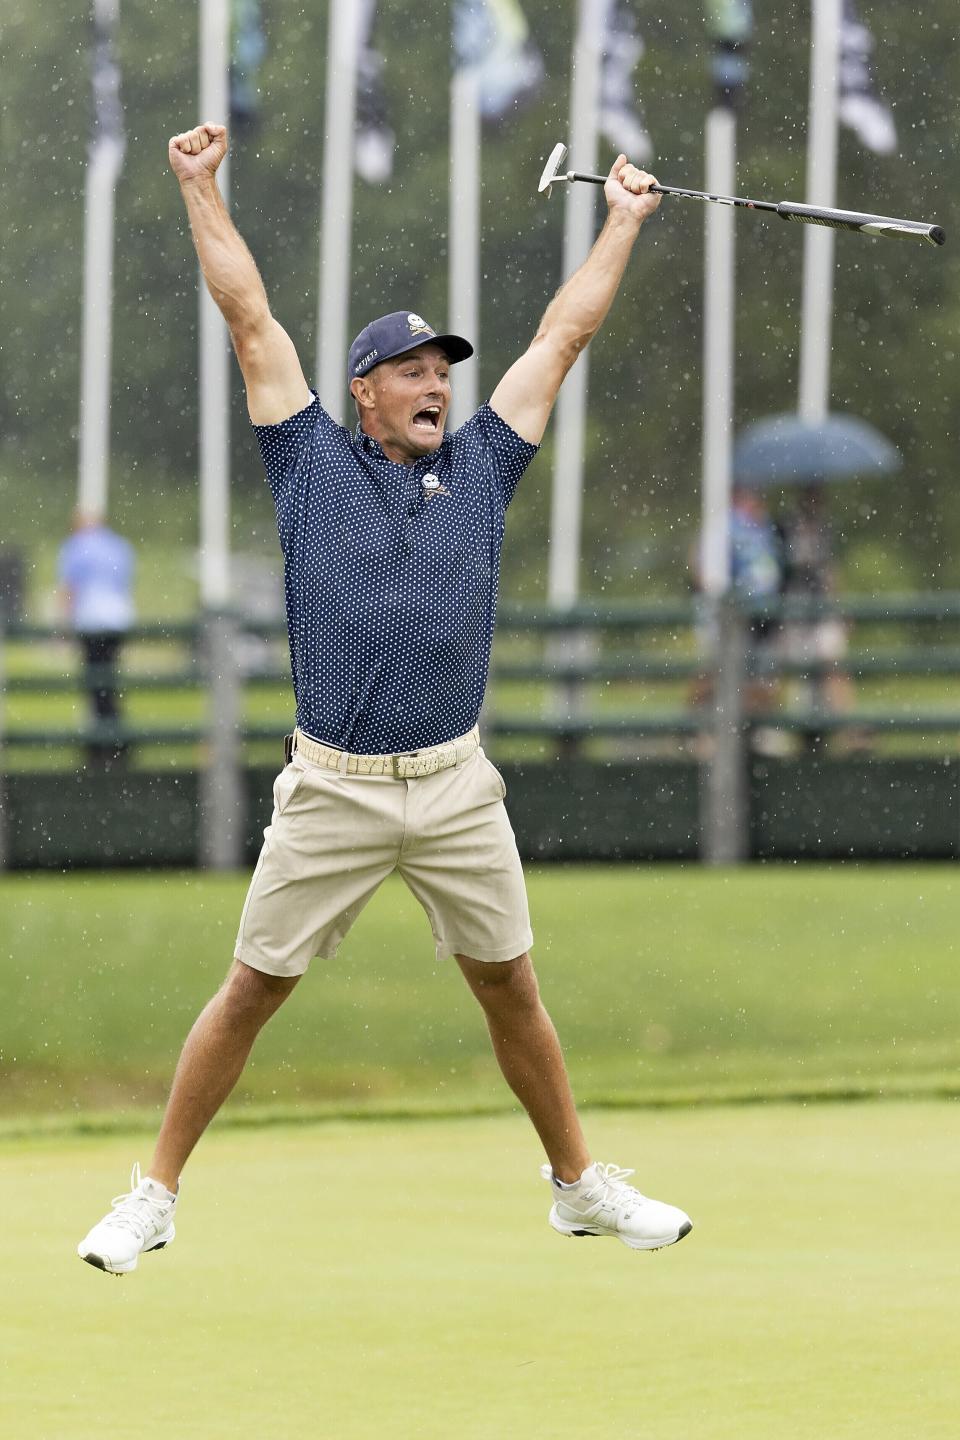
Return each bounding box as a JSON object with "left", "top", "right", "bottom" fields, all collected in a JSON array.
[
  {"left": 4, "top": 757, "right": 958, "bottom": 869},
  {"left": 2, "top": 595, "right": 959, "bottom": 867}
]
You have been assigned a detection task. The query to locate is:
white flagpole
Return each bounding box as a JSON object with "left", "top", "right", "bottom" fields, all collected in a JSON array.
[
  {"left": 77, "top": 0, "right": 125, "bottom": 519},
  {"left": 448, "top": 63, "right": 481, "bottom": 429},
  {"left": 700, "top": 107, "right": 737, "bottom": 599},
  {"left": 317, "top": 1, "right": 363, "bottom": 420},
  {"left": 547, "top": 0, "right": 605, "bottom": 611},
  {"left": 701, "top": 103, "right": 748, "bottom": 865},
  {"left": 198, "top": 0, "right": 231, "bottom": 611},
  {"left": 798, "top": 0, "right": 841, "bottom": 422},
  {"left": 198, "top": 0, "right": 241, "bottom": 873}
]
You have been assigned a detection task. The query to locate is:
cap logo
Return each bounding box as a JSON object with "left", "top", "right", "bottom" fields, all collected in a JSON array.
[
  {"left": 407, "top": 313, "right": 433, "bottom": 337},
  {"left": 355, "top": 347, "right": 379, "bottom": 374}
]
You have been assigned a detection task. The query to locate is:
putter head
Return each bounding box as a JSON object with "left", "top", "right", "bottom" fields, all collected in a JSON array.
[{"left": 538, "top": 142, "right": 569, "bottom": 198}]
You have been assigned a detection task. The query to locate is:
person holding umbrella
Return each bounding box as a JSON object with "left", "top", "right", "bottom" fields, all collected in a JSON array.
[
  {"left": 733, "top": 412, "right": 901, "bottom": 750},
  {"left": 779, "top": 483, "right": 854, "bottom": 744},
  {"left": 689, "top": 483, "right": 786, "bottom": 742}
]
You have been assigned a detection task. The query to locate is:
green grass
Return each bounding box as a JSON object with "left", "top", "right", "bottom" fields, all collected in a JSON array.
[
  {"left": 4, "top": 1102, "right": 957, "bottom": 1439},
  {"left": 2, "top": 866, "right": 958, "bottom": 1126}
]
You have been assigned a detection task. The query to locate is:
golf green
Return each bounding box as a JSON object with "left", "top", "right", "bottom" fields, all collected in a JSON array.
[{"left": 4, "top": 1101, "right": 957, "bottom": 1439}]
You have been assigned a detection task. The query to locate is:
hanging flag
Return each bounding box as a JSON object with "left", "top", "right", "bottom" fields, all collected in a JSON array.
[
  {"left": 452, "top": 0, "right": 543, "bottom": 125},
  {"left": 355, "top": 0, "right": 395, "bottom": 183},
  {"left": 706, "top": 0, "right": 753, "bottom": 110},
  {"left": 599, "top": 1, "right": 653, "bottom": 164},
  {"left": 89, "top": 0, "right": 125, "bottom": 170},
  {"left": 230, "top": 0, "right": 267, "bottom": 129},
  {"left": 838, "top": 0, "right": 897, "bottom": 155}
]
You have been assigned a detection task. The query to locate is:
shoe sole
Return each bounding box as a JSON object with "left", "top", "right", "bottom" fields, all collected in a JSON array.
[
  {"left": 550, "top": 1211, "right": 693, "bottom": 1251},
  {"left": 78, "top": 1229, "right": 174, "bottom": 1275}
]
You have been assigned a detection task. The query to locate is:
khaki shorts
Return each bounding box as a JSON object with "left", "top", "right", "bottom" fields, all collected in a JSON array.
[{"left": 234, "top": 734, "right": 533, "bottom": 976}]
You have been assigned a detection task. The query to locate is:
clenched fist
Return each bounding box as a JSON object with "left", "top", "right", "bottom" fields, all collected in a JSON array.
[
  {"left": 168, "top": 122, "right": 228, "bottom": 184},
  {"left": 605, "top": 153, "right": 661, "bottom": 225}
]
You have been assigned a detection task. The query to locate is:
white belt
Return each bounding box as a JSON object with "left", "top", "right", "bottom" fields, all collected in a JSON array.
[{"left": 293, "top": 726, "right": 480, "bottom": 779}]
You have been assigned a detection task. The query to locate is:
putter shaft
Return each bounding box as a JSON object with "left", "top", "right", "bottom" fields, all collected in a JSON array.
[{"left": 551, "top": 168, "right": 945, "bottom": 247}]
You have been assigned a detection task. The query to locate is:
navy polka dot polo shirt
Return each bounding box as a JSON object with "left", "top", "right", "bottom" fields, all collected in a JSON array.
[{"left": 253, "top": 395, "right": 538, "bottom": 754}]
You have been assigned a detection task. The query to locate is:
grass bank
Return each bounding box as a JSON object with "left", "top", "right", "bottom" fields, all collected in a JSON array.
[{"left": 2, "top": 865, "right": 957, "bottom": 1125}]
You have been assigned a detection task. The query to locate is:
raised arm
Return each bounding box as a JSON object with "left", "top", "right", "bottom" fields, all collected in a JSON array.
[
  {"left": 168, "top": 122, "right": 312, "bottom": 426},
  {"left": 489, "top": 155, "right": 660, "bottom": 445}
]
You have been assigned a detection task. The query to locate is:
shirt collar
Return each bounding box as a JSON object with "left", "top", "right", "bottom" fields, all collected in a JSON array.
[
  {"left": 353, "top": 425, "right": 388, "bottom": 460},
  {"left": 352, "top": 425, "right": 449, "bottom": 469}
]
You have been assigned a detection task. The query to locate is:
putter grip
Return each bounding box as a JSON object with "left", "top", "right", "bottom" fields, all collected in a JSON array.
[{"left": 778, "top": 201, "right": 945, "bottom": 247}]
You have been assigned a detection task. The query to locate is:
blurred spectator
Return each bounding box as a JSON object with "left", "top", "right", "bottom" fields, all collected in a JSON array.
[
  {"left": 728, "top": 484, "right": 783, "bottom": 623},
  {"left": 690, "top": 485, "right": 785, "bottom": 736},
  {"left": 57, "top": 510, "right": 135, "bottom": 765},
  {"left": 780, "top": 484, "right": 858, "bottom": 748}
]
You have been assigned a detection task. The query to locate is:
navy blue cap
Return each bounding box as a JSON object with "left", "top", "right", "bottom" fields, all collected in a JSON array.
[{"left": 347, "top": 311, "right": 473, "bottom": 385}]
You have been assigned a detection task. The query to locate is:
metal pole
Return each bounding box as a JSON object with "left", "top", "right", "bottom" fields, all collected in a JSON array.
[
  {"left": 78, "top": 142, "right": 121, "bottom": 517},
  {"left": 449, "top": 56, "right": 487, "bottom": 739},
  {"left": 700, "top": 106, "right": 747, "bottom": 864},
  {"left": 199, "top": 0, "right": 241, "bottom": 869},
  {"left": 798, "top": 0, "right": 841, "bottom": 422},
  {"left": 544, "top": 0, "right": 605, "bottom": 750},
  {"left": 547, "top": 0, "right": 604, "bottom": 612},
  {"left": 448, "top": 65, "right": 481, "bottom": 429},
  {"left": 199, "top": 0, "right": 231, "bottom": 611},
  {"left": 201, "top": 611, "right": 243, "bottom": 870},
  {"left": 701, "top": 109, "right": 736, "bottom": 601},
  {"left": 317, "top": 1, "right": 362, "bottom": 420},
  {"left": 77, "top": 0, "right": 125, "bottom": 518},
  {"left": 703, "top": 594, "right": 749, "bottom": 863}
]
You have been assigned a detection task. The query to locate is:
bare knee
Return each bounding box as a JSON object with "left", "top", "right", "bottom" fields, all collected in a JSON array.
[
  {"left": 456, "top": 951, "right": 541, "bottom": 1014},
  {"left": 217, "top": 958, "right": 299, "bottom": 1026}
]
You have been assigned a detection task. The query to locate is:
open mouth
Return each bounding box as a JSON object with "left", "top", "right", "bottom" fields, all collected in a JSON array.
[{"left": 412, "top": 406, "right": 442, "bottom": 432}]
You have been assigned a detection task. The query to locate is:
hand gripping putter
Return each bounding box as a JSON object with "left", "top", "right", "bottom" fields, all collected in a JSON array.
[{"left": 537, "top": 142, "right": 946, "bottom": 247}]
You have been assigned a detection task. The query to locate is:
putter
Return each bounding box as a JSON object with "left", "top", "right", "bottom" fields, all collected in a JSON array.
[{"left": 538, "top": 142, "right": 946, "bottom": 247}]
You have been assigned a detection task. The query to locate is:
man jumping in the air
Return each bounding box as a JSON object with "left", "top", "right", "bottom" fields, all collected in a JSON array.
[{"left": 77, "top": 121, "right": 692, "bottom": 1274}]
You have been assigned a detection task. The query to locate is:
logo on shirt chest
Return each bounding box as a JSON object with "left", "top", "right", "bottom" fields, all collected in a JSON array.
[{"left": 421, "top": 472, "right": 450, "bottom": 501}]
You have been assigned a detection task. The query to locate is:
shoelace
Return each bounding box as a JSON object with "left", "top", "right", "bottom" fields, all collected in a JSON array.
[
  {"left": 571, "top": 1162, "right": 650, "bottom": 1221},
  {"left": 106, "top": 1162, "right": 172, "bottom": 1242}
]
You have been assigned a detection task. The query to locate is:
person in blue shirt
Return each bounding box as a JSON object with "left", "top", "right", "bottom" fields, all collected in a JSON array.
[
  {"left": 78, "top": 121, "right": 692, "bottom": 1274},
  {"left": 728, "top": 486, "right": 783, "bottom": 608},
  {"left": 57, "top": 509, "right": 135, "bottom": 765},
  {"left": 690, "top": 485, "right": 785, "bottom": 725}
]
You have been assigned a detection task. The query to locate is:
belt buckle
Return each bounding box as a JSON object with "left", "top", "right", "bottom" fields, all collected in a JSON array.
[{"left": 392, "top": 751, "right": 417, "bottom": 779}]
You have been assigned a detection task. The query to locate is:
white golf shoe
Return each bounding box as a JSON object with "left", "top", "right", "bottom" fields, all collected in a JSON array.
[
  {"left": 77, "top": 1163, "right": 177, "bottom": 1274},
  {"left": 542, "top": 1160, "right": 693, "bottom": 1251}
]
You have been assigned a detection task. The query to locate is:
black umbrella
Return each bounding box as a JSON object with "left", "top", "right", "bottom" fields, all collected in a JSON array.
[{"left": 733, "top": 412, "right": 901, "bottom": 487}]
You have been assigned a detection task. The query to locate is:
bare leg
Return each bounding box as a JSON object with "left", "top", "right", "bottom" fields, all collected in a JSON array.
[
  {"left": 148, "top": 959, "right": 299, "bottom": 1191},
  {"left": 456, "top": 952, "right": 590, "bottom": 1184}
]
